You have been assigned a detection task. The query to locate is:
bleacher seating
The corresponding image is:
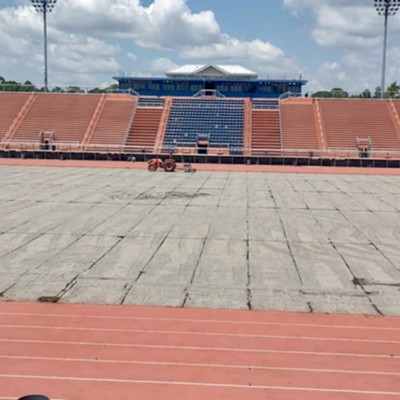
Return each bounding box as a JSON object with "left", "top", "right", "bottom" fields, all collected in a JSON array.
[
  {"left": 88, "top": 96, "right": 136, "bottom": 147},
  {"left": 11, "top": 94, "right": 101, "bottom": 144},
  {"left": 125, "top": 98, "right": 165, "bottom": 151},
  {"left": 0, "top": 92, "right": 400, "bottom": 159},
  {"left": 0, "top": 93, "right": 31, "bottom": 141},
  {"left": 163, "top": 98, "right": 244, "bottom": 152},
  {"left": 280, "top": 99, "right": 319, "bottom": 153},
  {"left": 318, "top": 99, "right": 400, "bottom": 150},
  {"left": 251, "top": 99, "right": 281, "bottom": 155}
]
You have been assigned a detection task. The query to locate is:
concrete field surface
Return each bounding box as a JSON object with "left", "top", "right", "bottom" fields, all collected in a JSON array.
[{"left": 0, "top": 165, "right": 400, "bottom": 315}]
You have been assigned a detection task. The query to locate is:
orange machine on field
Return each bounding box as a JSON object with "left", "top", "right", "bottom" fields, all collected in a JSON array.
[{"left": 147, "top": 157, "right": 176, "bottom": 172}]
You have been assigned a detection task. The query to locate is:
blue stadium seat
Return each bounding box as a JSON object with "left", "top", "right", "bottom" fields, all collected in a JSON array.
[{"left": 163, "top": 98, "right": 244, "bottom": 150}]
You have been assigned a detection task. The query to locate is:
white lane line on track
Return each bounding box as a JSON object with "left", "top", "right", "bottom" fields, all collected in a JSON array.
[
  {"left": 1, "top": 374, "right": 399, "bottom": 396},
  {"left": 0, "top": 311, "right": 399, "bottom": 331},
  {"left": 0, "top": 324, "right": 399, "bottom": 344},
  {"left": 0, "top": 338, "right": 398, "bottom": 359},
  {"left": 1, "top": 355, "right": 399, "bottom": 376}
]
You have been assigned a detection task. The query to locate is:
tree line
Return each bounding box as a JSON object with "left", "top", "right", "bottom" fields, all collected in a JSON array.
[
  {"left": 0, "top": 76, "right": 118, "bottom": 94},
  {"left": 312, "top": 82, "right": 400, "bottom": 99},
  {"left": 1, "top": 75, "right": 400, "bottom": 98}
]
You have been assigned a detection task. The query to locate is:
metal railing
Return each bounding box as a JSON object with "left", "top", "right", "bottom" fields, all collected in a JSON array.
[{"left": 1, "top": 140, "right": 400, "bottom": 160}]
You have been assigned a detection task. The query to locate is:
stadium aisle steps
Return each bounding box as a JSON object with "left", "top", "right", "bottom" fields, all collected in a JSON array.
[
  {"left": 280, "top": 100, "right": 320, "bottom": 156},
  {"left": 125, "top": 99, "right": 164, "bottom": 152},
  {"left": 88, "top": 96, "right": 137, "bottom": 149},
  {"left": 251, "top": 109, "right": 281, "bottom": 156}
]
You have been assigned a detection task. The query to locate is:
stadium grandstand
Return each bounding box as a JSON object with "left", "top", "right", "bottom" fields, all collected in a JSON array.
[
  {"left": 1, "top": 0, "right": 400, "bottom": 397},
  {"left": 113, "top": 64, "right": 305, "bottom": 98},
  {"left": 0, "top": 66, "right": 400, "bottom": 168}
]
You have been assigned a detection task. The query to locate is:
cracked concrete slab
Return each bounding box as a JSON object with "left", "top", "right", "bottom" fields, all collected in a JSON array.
[
  {"left": 306, "top": 293, "right": 378, "bottom": 315},
  {"left": 191, "top": 239, "right": 248, "bottom": 288},
  {"left": 0, "top": 165, "right": 399, "bottom": 315},
  {"left": 289, "top": 242, "right": 357, "bottom": 293},
  {"left": 248, "top": 209, "right": 286, "bottom": 242},
  {"left": 124, "top": 283, "right": 187, "bottom": 307},
  {"left": 250, "top": 289, "right": 310, "bottom": 312},
  {"left": 83, "top": 236, "right": 165, "bottom": 280},
  {"left": 60, "top": 277, "right": 132, "bottom": 304},
  {"left": 184, "top": 287, "right": 249, "bottom": 309},
  {"left": 249, "top": 241, "right": 301, "bottom": 290},
  {"left": 334, "top": 243, "right": 400, "bottom": 285}
]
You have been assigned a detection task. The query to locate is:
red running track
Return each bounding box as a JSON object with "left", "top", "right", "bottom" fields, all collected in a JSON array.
[
  {"left": 0, "top": 302, "right": 399, "bottom": 400},
  {"left": 1, "top": 158, "right": 400, "bottom": 175}
]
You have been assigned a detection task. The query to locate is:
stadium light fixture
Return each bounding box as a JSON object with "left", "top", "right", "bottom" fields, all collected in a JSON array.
[
  {"left": 374, "top": 0, "right": 400, "bottom": 98},
  {"left": 31, "top": 0, "right": 58, "bottom": 92}
]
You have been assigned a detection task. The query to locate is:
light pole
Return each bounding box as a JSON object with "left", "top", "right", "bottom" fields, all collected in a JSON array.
[
  {"left": 31, "top": 0, "right": 57, "bottom": 92},
  {"left": 374, "top": 0, "right": 400, "bottom": 98}
]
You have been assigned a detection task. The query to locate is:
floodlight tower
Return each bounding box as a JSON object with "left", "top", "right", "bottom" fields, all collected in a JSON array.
[
  {"left": 31, "top": 0, "right": 57, "bottom": 92},
  {"left": 374, "top": 0, "right": 400, "bottom": 98}
]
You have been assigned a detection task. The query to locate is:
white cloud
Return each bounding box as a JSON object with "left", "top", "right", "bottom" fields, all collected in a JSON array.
[
  {"left": 182, "top": 36, "right": 283, "bottom": 62},
  {"left": 0, "top": 0, "right": 298, "bottom": 89},
  {"left": 150, "top": 58, "right": 178, "bottom": 74},
  {"left": 284, "top": 0, "right": 400, "bottom": 92},
  {"left": 283, "top": 0, "right": 396, "bottom": 48},
  {"left": 180, "top": 35, "right": 297, "bottom": 77},
  {"left": 126, "top": 52, "right": 138, "bottom": 62},
  {"left": 55, "top": 0, "right": 221, "bottom": 49},
  {"left": 0, "top": 3, "right": 121, "bottom": 87}
]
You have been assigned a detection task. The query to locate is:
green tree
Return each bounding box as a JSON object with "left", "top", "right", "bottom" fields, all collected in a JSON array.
[
  {"left": 102, "top": 83, "right": 119, "bottom": 92},
  {"left": 386, "top": 81, "right": 400, "bottom": 99},
  {"left": 373, "top": 86, "right": 382, "bottom": 98},
  {"left": 331, "top": 88, "right": 349, "bottom": 98},
  {"left": 359, "top": 89, "right": 372, "bottom": 99},
  {"left": 51, "top": 86, "right": 65, "bottom": 93},
  {"left": 88, "top": 87, "right": 107, "bottom": 94},
  {"left": 312, "top": 90, "right": 332, "bottom": 98},
  {"left": 66, "top": 86, "right": 84, "bottom": 93},
  {"left": 22, "top": 80, "right": 36, "bottom": 92}
]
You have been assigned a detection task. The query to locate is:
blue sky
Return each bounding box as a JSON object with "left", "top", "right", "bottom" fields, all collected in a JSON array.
[{"left": 0, "top": 0, "right": 399, "bottom": 93}]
